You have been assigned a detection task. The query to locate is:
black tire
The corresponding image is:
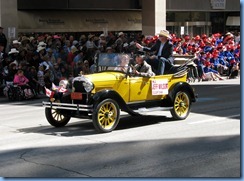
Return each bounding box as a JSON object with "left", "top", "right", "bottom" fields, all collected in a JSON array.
[
  {"left": 45, "top": 107, "right": 71, "bottom": 127},
  {"left": 92, "top": 99, "right": 120, "bottom": 133},
  {"left": 170, "top": 91, "right": 191, "bottom": 120}
]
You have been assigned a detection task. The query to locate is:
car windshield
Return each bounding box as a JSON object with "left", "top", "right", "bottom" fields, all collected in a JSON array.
[{"left": 97, "top": 53, "right": 130, "bottom": 73}]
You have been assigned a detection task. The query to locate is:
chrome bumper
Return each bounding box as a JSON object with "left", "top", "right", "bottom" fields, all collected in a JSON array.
[{"left": 42, "top": 101, "right": 93, "bottom": 112}]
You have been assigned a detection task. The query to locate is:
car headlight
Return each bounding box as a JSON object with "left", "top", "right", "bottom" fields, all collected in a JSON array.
[{"left": 83, "top": 81, "right": 94, "bottom": 92}]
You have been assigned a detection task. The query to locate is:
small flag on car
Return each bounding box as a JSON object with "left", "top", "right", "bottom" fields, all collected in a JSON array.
[
  {"left": 52, "top": 83, "right": 59, "bottom": 90},
  {"left": 45, "top": 87, "right": 54, "bottom": 98}
]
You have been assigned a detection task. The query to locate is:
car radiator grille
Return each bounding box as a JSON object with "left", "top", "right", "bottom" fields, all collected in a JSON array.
[
  {"left": 73, "top": 81, "right": 86, "bottom": 93},
  {"left": 72, "top": 81, "right": 89, "bottom": 104}
]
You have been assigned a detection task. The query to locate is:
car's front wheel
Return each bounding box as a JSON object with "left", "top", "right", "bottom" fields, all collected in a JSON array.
[
  {"left": 92, "top": 99, "right": 120, "bottom": 133},
  {"left": 45, "top": 107, "right": 71, "bottom": 127},
  {"left": 170, "top": 91, "right": 191, "bottom": 120}
]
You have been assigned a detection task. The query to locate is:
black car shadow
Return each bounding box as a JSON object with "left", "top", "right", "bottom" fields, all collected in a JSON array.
[
  {"left": 18, "top": 114, "right": 176, "bottom": 137},
  {"left": 116, "top": 114, "right": 174, "bottom": 130}
]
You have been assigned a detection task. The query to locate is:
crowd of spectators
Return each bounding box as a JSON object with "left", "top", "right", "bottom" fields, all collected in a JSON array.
[
  {"left": 0, "top": 28, "right": 240, "bottom": 97},
  {"left": 171, "top": 31, "right": 240, "bottom": 81}
]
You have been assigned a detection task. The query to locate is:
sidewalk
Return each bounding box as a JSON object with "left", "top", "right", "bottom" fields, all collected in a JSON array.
[{"left": 189, "top": 76, "right": 240, "bottom": 85}]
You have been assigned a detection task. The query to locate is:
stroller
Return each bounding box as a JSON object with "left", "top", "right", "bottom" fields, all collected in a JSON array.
[{"left": 3, "top": 81, "right": 34, "bottom": 101}]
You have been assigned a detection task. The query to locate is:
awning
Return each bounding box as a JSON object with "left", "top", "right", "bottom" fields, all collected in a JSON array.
[{"left": 226, "top": 16, "right": 240, "bottom": 26}]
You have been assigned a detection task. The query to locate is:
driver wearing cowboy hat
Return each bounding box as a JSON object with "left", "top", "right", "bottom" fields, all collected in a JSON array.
[{"left": 136, "top": 30, "right": 173, "bottom": 75}]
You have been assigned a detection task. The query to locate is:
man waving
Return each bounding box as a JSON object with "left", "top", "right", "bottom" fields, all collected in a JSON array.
[{"left": 136, "top": 30, "right": 173, "bottom": 75}]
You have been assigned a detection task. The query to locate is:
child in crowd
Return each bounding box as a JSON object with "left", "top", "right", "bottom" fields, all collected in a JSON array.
[{"left": 203, "top": 61, "right": 224, "bottom": 81}]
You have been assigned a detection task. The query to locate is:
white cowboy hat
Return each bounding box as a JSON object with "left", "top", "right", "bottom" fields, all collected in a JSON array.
[
  {"left": 106, "top": 47, "right": 112, "bottom": 50},
  {"left": 123, "top": 43, "right": 129, "bottom": 48},
  {"left": 158, "top": 30, "right": 172, "bottom": 39},
  {"left": 72, "top": 40, "right": 79, "bottom": 46},
  {"left": 225, "top": 32, "right": 234, "bottom": 37},
  {"left": 29, "top": 37, "right": 35, "bottom": 42},
  {"left": 129, "top": 41, "right": 135, "bottom": 46},
  {"left": 37, "top": 46, "right": 46, "bottom": 53},
  {"left": 12, "top": 40, "right": 21, "bottom": 45},
  {"left": 71, "top": 45, "right": 78, "bottom": 54},
  {"left": 88, "top": 34, "right": 95, "bottom": 39},
  {"left": 118, "top": 32, "right": 124, "bottom": 37},
  {"left": 100, "top": 34, "right": 105, "bottom": 37},
  {"left": 38, "top": 41, "right": 47, "bottom": 47},
  {"left": 8, "top": 48, "right": 19, "bottom": 55}
]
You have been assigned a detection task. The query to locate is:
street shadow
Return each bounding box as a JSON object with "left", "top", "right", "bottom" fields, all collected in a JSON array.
[{"left": 0, "top": 135, "right": 240, "bottom": 177}]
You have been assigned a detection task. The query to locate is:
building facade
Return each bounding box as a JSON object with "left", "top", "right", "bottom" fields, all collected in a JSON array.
[
  {"left": 166, "top": 0, "right": 240, "bottom": 36},
  {"left": 0, "top": 0, "right": 240, "bottom": 38}
]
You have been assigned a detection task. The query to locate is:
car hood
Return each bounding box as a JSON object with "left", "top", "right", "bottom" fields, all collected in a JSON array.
[{"left": 84, "top": 72, "right": 126, "bottom": 91}]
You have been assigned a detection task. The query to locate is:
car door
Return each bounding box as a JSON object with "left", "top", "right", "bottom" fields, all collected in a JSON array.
[
  {"left": 129, "top": 75, "right": 170, "bottom": 102},
  {"left": 129, "top": 76, "right": 152, "bottom": 102}
]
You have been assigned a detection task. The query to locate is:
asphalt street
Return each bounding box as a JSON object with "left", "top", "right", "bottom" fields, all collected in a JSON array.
[{"left": 0, "top": 78, "right": 240, "bottom": 177}]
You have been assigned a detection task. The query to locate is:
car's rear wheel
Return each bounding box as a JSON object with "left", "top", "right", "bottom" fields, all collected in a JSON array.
[
  {"left": 45, "top": 107, "right": 71, "bottom": 127},
  {"left": 170, "top": 91, "right": 191, "bottom": 120},
  {"left": 92, "top": 99, "right": 120, "bottom": 133}
]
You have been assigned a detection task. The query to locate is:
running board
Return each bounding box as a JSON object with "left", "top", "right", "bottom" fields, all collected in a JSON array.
[{"left": 133, "top": 106, "right": 173, "bottom": 113}]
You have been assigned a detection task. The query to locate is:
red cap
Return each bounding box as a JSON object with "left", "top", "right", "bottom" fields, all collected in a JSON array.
[
  {"left": 152, "top": 35, "right": 158, "bottom": 43},
  {"left": 213, "top": 33, "right": 221, "bottom": 37},
  {"left": 192, "top": 47, "right": 197, "bottom": 53},
  {"left": 199, "top": 41, "right": 206, "bottom": 48},
  {"left": 206, "top": 52, "right": 212, "bottom": 58},
  {"left": 205, "top": 61, "right": 211, "bottom": 66},
  {"left": 182, "top": 42, "right": 187, "bottom": 47},
  {"left": 184, "top": 35, "right": 190, "bottom": 41},
  {"left": 201, "top": 34, "right": 207, "bottom": 39},
  {"left": 187, "top": 45, "right": 192, "bottom": 51},
  {"left": 177, "top": 38, "right": 182, "bottom": 42},
  {"left": 213, "top": 49, "right": 219, "bottom": 53},
  {"left": 212, "top": 53, "right": 219, "bottom": 58},
  {"left": 226, "top": 45, "right": 234, "bottom": 50},
  {"left": 53, "top": 35, "right": 61, "bottom": 39},
  {"left": 217, "top": 43, "right": 223, "bottom": 50},
  {"left": 172, "top": 37, "right": 177, "bottom": 42},
  {"left": 194, "top": 35, "right": 201, "bottom": 41}
]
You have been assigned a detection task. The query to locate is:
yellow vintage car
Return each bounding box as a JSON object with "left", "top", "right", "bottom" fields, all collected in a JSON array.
[{"left": 43, "top": 53, "right": 196, "bottom": 133}]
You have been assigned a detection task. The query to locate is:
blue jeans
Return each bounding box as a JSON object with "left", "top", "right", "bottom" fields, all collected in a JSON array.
[{"left": 146, "top": 57, "right": 170, "bottom": 75}]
